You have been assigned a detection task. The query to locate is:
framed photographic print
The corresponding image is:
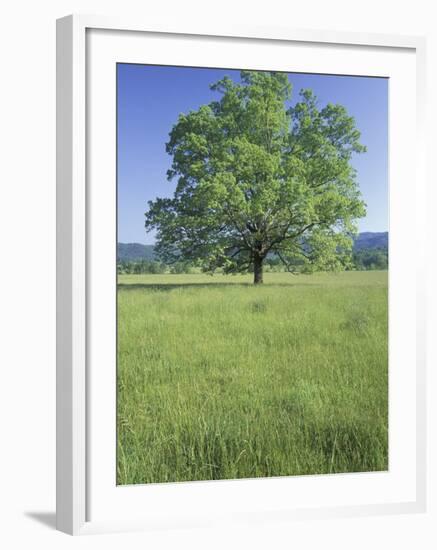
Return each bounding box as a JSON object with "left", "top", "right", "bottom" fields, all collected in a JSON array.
[{"left": 56, "top": 15, "right": 427, "bottom": 535}]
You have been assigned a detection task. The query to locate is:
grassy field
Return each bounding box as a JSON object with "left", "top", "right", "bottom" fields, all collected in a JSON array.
[{"left": 117, "top": 271, "right": 388, "bottom": 485}]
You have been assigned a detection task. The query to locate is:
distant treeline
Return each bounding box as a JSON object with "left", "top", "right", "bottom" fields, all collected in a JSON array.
[
  {"left": 117, "top": 260, "right": 193, "bottom": 275},
  {"left": 352, "top": 247, "right": 388, "bottom": 270},
  {"left": 117, "top": 247, "right": 388, "bottom": 275}
]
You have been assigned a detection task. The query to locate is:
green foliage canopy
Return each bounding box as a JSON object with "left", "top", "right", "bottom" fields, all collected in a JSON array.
[{"left": 145, "top": 71, "right": 367, "bottom": 283}]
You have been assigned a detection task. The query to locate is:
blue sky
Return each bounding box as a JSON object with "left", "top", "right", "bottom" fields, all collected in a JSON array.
[{"left": 117, "top": 64, "right": 388, "bottom": 245}]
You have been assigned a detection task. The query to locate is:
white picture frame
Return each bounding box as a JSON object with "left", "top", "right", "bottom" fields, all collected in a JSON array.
[{"left": 56, "top": 14, "right": 427, "bottom": 535}]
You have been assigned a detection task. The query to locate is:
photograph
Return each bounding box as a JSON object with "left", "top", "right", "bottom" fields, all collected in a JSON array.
[{"left": 116, "top": 64, "right": 389, "bottom": 485}]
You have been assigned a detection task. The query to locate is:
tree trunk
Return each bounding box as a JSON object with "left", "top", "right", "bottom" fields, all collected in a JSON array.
[{"left": 253, "top": 255, "right": 264, "bottom": 284}]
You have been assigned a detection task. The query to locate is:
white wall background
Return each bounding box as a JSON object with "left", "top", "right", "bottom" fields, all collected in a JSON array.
[{"left": 0, "top": 1, "right": 435, "bottom": 548}]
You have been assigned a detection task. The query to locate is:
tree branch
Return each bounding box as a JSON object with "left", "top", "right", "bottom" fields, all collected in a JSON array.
[{"left": 275, "top": 250, "right": 298, "bottom": 275}]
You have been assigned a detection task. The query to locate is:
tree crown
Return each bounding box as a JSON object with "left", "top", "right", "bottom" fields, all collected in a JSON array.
[{"left": 145, "top": 71, "right": 366, "bottom": 280}]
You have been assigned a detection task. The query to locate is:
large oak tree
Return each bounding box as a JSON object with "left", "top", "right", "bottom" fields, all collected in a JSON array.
[{"left": 145, "top": 71, "right": 366, "bottom": 284}]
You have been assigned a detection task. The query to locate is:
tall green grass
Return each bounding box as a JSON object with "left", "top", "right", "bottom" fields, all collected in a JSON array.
[{"left": 117, "top": 271, "right": 388, "bottom": 484}]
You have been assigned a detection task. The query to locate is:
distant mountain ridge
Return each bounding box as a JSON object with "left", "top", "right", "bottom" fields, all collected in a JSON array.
[
  {"left": 118, "top": 232, "right": 388, "bottom": 262},
  {"left": 353, "top": 232, "right": 388, "bottom": 251},
  {"left": 117, "top": 243, "right": 155, "bottom": 261}
]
